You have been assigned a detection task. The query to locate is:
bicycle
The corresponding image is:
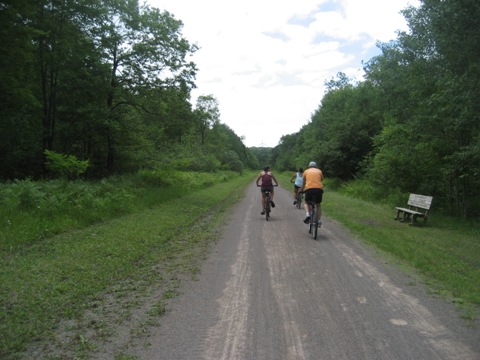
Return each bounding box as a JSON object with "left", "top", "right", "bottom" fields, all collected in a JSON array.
[
  {"left": 264, "top": 190, "right": 272, "bottom": 221},
  {"left": 258, "top": 184, "right": 278, "bottom": 221},
  {"left": 306, "top": 201, "right": 321, "bottom": 239},
  {"left": 290, "top": 179, "right": 303, "bottom": 209},
  {"left": 295, "top": 190, "right": 303, "bottom": 209}
]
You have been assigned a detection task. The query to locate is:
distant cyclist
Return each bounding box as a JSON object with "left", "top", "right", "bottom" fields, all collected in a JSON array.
[
  {"left": 300, "top": 161, "right": 324, "bottom": 224},
  {"left": 290, "top": 167, "right": 303, "bottom": 205},
  {"left": 256, "top": 166, "right": 279, "bottom": 215}
]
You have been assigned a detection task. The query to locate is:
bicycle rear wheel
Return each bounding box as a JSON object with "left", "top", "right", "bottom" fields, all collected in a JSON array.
[
  {"left": 265, "top": 196, "right": 270, "bottom": 221},
  {"left": 296, "top": 193, "right": 302, "bottom": 209},
  {"left": 308, "top": 205, "right": 313, "bottom": 233},
  {"left": 312, "top": 207, "right": 318, "bottom": 239}
]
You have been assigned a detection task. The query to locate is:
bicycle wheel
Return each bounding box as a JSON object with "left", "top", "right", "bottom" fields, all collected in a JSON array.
[
  {"left": 312, "top": 207, "right": 318, "bottom": 239},
  {"left": 308, "top": 205, "right": 312, "bottom": 233},
  {"left": 296, "top": 193, "right": 302, "bottom": 209},
  {"left": 265, "top": 196, "right": 270, "bottom": 221}
]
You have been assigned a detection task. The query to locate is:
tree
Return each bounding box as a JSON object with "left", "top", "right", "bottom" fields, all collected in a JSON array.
[
  {"left": 250, "top": 147, "right": 273, "bottom": 170},
  {"left": 94, "top": 1, "right": 198, "bottom": 173},
  {"left": 0, "top": 1, "right": 199, "bottom": 178},
  {"left": 0, "top": 1, "right": 44, "bottom": 178},
  {"left": 193, "top": 95, "right": 220, "bottom": 145},
  {"left": 363, "top": 0, "right": 480, "bottom": 216},
  {"left": 267, "top": 1, "right": 480, "bottom": 217},
  {"left": 271, "top": 133, "right": 302, "bottom": 171},
  {"left": 297, "top": 77, "right": 383, "bottom": 179}
]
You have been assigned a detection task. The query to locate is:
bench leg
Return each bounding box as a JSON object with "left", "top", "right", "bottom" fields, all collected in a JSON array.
[
  {"left": 410, "top": 214, "right": 417, "bottom": 225},
  {"left": 395, "top": 209, "right": 402, "bottom": 220}
]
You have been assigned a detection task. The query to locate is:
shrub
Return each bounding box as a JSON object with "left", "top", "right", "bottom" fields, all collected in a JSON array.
[{"left": 44, "top": 150, "right": 89, "bottom": 179}]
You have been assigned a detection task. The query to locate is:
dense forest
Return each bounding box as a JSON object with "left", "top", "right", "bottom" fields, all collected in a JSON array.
[
  {"left": 2, "top": 1, "right": 479, "bottom": 219},
  {"left": 272, "top": 0, "right": 480, "bottom": 219},
  {"left": 0, "top": 0, "right": 258, "bottom": 179}
]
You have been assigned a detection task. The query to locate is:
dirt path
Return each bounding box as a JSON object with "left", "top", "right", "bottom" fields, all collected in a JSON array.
[{"left": 125, "top": 183, "right": 479, "bottom": 359}]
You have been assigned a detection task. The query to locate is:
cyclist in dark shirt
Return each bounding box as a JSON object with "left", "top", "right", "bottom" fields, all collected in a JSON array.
[{"left": 256, "top": 166, "right": 279, "bottom": 215}]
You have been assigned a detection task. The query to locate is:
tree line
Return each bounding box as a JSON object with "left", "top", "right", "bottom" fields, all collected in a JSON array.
[
  {"left": 0, "top": 0, "right": 258, "bottom": 179},
  {"left": 272, "top": 0, "right": 480, "bottom": 218}
]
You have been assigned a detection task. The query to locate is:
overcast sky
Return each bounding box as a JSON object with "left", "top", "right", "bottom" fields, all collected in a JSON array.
[{"left": 148, "top": 0, "right": 418, "bottom": 147}]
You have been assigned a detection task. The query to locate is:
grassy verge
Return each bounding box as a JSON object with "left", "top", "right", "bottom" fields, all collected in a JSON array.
[
  {"left": 0, "top": 172, "right": 255, "bottom": 359},
  {"left": 0, "top": 171, "right": 232, "bottom": 251},
  {"left": 278, "top": 172, "right": 480, "bottom": 319}
]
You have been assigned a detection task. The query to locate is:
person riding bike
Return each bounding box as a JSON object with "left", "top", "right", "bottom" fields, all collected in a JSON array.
[
  {"left": 299, "top": 161, "right": 324, "bottom": 224},
  {"left": 256, "top": 166, "right": 279, "bottom": 215},
  {"left": 290, "top": 167, "right": 303, "bottom": 205}
]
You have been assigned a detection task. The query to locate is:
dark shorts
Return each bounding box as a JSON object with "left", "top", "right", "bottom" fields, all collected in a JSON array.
[
  {"left": 294, "top": 185, "right": 300, "bottom": 190},
  {"left": 305, "top": 188, "right": 323, "bottom": 204},
  {"left": 261, "top": 187, "right": 274, "bottom": 193}
]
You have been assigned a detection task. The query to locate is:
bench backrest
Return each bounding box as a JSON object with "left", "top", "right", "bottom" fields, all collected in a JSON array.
[{"left": 407, "top": 194, "right": 433, "bottom": 210}]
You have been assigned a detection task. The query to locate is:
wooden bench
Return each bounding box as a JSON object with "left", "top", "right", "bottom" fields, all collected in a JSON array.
[{"left": 395, "top": 194, "right": 433, "bottom": 225}]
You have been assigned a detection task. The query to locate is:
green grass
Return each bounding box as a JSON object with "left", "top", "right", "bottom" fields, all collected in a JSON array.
[
  {"left": 2, "top": 171, "right": 479, "bottom": 357},
  {"left": 277, "top": 172, "right": 480, "bottom": 318},
  {"left": 0, "top": 172, "right": 255, "bottom": 359}
]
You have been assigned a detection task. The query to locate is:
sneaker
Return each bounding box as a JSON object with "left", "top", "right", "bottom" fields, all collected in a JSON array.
[
  {"left": 270, "top": 201, "right": 275, "bottom": 208},
  {"left": 293, "top": 200, "right": 297, "bottom": 205},
  {"left": 261, "top": 210, "right": 265, "bottom": 215},
  {"left": 303, "top": 216, "right": 310, "bottom": 224}
]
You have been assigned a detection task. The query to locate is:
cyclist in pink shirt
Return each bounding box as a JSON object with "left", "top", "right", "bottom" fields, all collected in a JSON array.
[{"left": 256, "top": 166, "right": 279, "bottom": 215}]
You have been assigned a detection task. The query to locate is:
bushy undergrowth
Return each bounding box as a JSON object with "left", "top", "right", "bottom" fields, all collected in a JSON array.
[
  {"left": 136, "top": 169, "right": 229, "bottom": 188},
  {"left": 334, "top": 178, "right": 407, "bottom": 206},
  {"left": 279, "top": 174, "right": 405, "bottom": 206},
  {"left": 0, "top": 171, "right": 235, "bottom": 251},
  {"left": 330, "top": 178, "right": 480, "bottom": 218}
]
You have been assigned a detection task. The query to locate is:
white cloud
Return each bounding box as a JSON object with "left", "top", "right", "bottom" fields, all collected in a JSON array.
[{"left": 148, "top": 0, "right": 419, "bottom": 147}]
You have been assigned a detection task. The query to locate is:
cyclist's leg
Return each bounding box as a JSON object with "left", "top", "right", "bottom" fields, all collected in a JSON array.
[
  {"left": 303, "top": 190, "right": 312, "bottom": 223},
  {"left": 303, "top": 202, "right": 310, "bottom": 214},
  {"left": 270, "top": 188, "right": 275, "bottom": 207},
  {"left": 260, "top": 189, "right": 266, "bottom": 213},
  {"left": 314, "top": 189, "right": 324, "bottom": 224},
  {"left": 312, "top": 206, "right": 319, "bottom": 239},
  {"left": 315, "top": 202, "right": 321, "bottom": 222}
]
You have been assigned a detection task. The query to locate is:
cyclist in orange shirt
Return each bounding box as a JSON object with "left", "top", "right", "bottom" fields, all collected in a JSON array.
[{"left": 299, "top": 161, "right": 324, "bottom": 225}]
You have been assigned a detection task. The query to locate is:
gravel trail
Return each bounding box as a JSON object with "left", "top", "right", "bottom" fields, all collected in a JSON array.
[{"left": 130, "top": 183, "right": 480, "bottom": 360}]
